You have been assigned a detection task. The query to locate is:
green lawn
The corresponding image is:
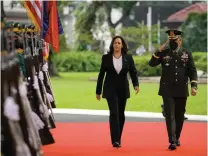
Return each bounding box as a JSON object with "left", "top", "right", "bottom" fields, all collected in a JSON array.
[{"left": 51, "top": 72, "right": 207, "bottom": 115}]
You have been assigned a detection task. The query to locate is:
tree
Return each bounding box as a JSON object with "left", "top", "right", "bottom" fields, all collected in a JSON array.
[
  {"left": 121, "top": 23, "right": 158, "bottom": 54},
  {"left": 181, "top": 12, "right": 207, "bottom": 52},
  {"left": 74, "top": 1, "right": 137, "bottom": 51},
  {"left": 104, "top": 1, "right": 137, "bottom": 33},
  {"left": 75, "top": 1, "right": 137, "bottom": 35},
  {"left": 73, "top": 1, "right": 193, "bottom": 52}
]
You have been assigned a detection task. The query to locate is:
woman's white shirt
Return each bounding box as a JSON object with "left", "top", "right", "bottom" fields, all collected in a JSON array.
[{"left": 113, "top": 55, "right": 122, "bottom": 74}]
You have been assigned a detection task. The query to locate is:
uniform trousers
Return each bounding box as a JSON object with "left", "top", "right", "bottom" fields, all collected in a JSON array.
[{"left": 162, "top": 96, "right": 187, "bottom": 143}]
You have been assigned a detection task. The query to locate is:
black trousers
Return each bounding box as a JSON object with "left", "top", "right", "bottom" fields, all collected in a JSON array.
[
  {"left": 162, "top": 96, "right": 187, "bottom": 144},
  {"left": 106, "top": 96, "right": 127, "bottom": 145}
]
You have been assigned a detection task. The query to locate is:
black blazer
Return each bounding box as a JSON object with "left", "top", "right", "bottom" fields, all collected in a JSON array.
[
  {"left": 149, "top": 47, "right": 198, "bottom": 97},
  {"left": 96, "top": 53, "right": 139, "bottom": 99}
]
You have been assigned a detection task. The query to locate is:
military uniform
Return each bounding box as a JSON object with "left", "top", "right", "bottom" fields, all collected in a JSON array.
[
  {"left": 149, "top": 30, "right": 198, "bottom": 149},
  {"left": 13, "top": 23, "right": 26, "bottom": 77}
]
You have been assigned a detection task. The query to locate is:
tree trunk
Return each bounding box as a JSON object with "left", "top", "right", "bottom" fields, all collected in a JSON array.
[
  {"left": 48, "top": 49, "right": 59, "bottom": 77},
  {"left": 105, "top": 4, "right": 133, "bottom": 37}
]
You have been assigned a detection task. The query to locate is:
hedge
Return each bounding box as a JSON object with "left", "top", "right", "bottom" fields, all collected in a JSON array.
[
  {"left": 52, "top": 51, "right": 207, "bottom": 76},
  {"left": 52, "top": 51, "right": 101, "bottom": 72}
]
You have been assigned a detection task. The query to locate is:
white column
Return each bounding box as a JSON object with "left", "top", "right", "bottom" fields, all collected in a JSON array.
[
  {"left": 157, "top": 14, "right": 161, "bottom": 45},
  {"left": 147, "top": 6, "right": 152, "bottom": 52},
  {"left": 142, "top": 20, "right": 144, "bottom": 40}
]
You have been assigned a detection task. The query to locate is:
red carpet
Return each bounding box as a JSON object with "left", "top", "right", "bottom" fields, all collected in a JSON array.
[{"left": 42, "top": 122, "right": 207, "bottom": 156}]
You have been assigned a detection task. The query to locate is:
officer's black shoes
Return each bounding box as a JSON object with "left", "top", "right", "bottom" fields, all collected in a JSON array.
[
  {"left": 175, "top": 140, "right": 180, "bottom": 146},
  {"left": 168, "top": 143, "right": 176, "bottom": 150},
  {"left": 113, "top": 142, "right": 121, "bottom": 149}
]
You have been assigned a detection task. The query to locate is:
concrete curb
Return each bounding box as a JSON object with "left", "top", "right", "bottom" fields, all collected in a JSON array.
[
  {"left": 88, "top": 77, "right": 207, "bottom": 84},
  {"left": 52, "top": 108, "right": 208, "bottom": 121}
]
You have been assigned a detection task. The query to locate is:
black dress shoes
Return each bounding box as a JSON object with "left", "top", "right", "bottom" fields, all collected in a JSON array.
[
  {"left": 113, "top": 142, "right": 121, "bottom": 148},
  {"left": 168, "top": 143, "right": 176, "bottom": 150},
  {"left": 175, "top": 140, "right": 180, "bottom": 146},
  {"left": 184, "top": 116, "right": 188, "bottom": 120}
]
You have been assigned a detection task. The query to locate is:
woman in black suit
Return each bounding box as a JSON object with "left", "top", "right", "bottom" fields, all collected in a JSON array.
[{"left": 96, "top": 36, "right": 139, "bottom": 148}]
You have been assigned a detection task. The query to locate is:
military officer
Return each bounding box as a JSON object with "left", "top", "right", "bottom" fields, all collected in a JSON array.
[{"left": 149, "top": 29, "right": 198, "bottom": 150}]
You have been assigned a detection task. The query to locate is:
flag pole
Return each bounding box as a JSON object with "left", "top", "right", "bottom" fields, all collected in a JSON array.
[{"left": 41, "top": 1, "right": 44, "bottom": 39}]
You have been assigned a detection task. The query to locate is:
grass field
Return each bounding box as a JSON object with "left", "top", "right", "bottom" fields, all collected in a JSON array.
[{"left": 51, "top": 72, "right": 207, "bottom": 115}]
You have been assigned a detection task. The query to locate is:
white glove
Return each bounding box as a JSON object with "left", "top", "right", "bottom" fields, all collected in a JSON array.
[
  {"left": 46, "top": 93, "right": 54, "bottom": 102},
  {"left": 42, "top": 62, "right": 48, "bottom": 72},
  {"left": 39, "top": 104, "right": 49, "bottom": 118},
  {"left": 4, "top": 97, "right": 20, "bottom": 121},
  {"left": 33, "top": 76, "right": 39, "bottom": 90},
  {"left": 19, "top": 82, "right": 28, "bottom": 97},
  {"left": 38, "top": 71, "right": 44, "bottom": 81},
  {"left": 31, "top": 112, "right": 45, "bottom": 130}
]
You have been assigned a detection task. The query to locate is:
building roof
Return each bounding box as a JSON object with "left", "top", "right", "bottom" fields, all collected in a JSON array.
[{"left": 166, "top": 2, "right": 207, "bottom": 22}]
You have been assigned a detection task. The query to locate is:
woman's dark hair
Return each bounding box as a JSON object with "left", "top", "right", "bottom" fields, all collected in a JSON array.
[{"left": 108, "top": 36, "right": 128, "bottom": 54}]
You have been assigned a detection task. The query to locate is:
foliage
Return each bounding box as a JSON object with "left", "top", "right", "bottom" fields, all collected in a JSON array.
[
  {"left": 59, "top": 34, "right": 70, "bottom": 52},
  {"left": 121, "top": 23, "right": 159, "bottom": 54},
  {"left": 52, "top": 51, "right": 207, "bottom": 75},
  {"left": 73, "top": 2, "right": 102, "bottom": 51},
  {"left": 192, "top": 52, "right": 207, "bottom": 72},
  {"left": 133, "top": 55, "right": 162, "bottom": 76},
  {"left": 74, "top": 1, "right": 137, "bottom": 33},
  {"left": 52, "top": 51, "right": 102, "bottom": 72},
  {"left": 73, "top": 1, "right": 137, "bottom": 51},
  {"left": 73, "top": 1, "right": 193, "bottom": 52},
  {"left": 181, "top": 12, "right": 207, "bottom": 52}
]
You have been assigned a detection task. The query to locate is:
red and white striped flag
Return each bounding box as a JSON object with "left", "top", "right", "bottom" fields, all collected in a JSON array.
[
  {"left": 24, "top": 0, "right": 42, "bottom": 32},
  {"left": 24, "top": 0, "right": 50, "bottom": 60}
]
